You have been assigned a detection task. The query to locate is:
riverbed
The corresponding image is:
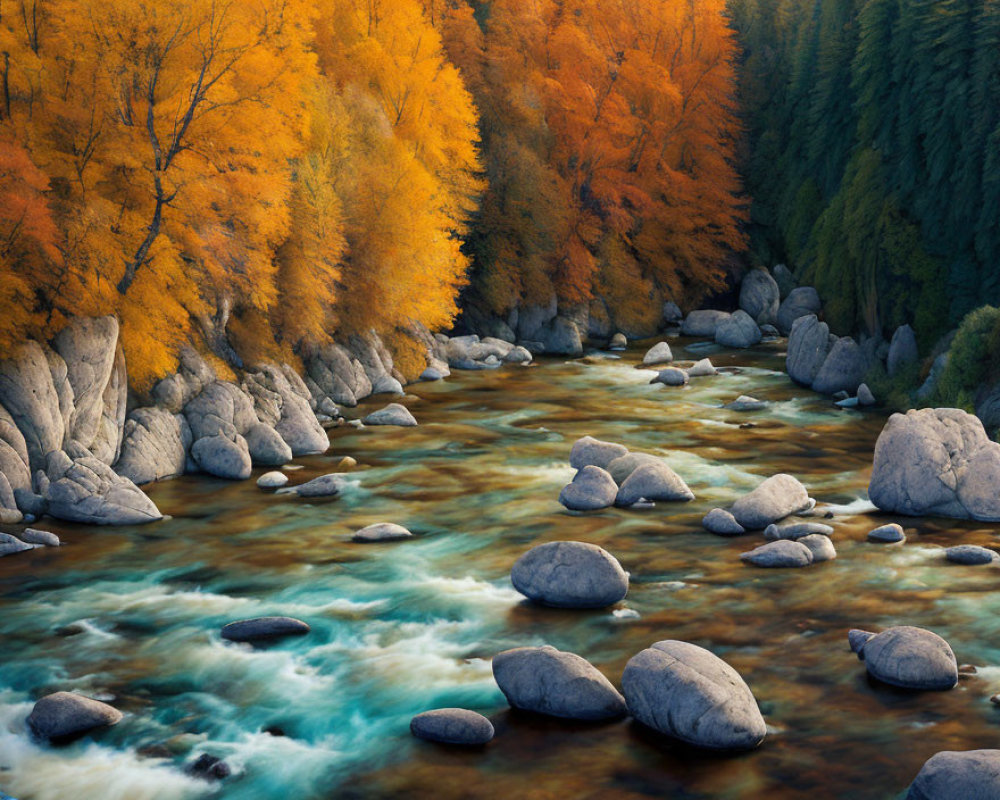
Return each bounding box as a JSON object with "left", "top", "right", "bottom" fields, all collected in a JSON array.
[{"left": 2, "top": 337, "right": 999, "bottom": 800}]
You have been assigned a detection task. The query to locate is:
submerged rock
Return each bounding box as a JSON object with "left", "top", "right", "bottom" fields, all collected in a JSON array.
[
  {"left": 279, "top": 474, "right": 345, "bottom": 498},
  {"left": 410, "top": 709, "right": 494, "bottom": 746},
  {"left": 907, "top": 750, "right": 1000, "bottom": 800},
  {"left": 27, "top": 692, "right": 123, "bottom": 742},
  {"left": 352, "top": 523, "right": 413, "bottom": 543},
  {"left": 740, "top": 540, "right": 814, "bottom": 568},
  {"left": 221, "top": 617, "right": 311, "bottom": 643},
  {"left": 725, "top": 396, "right": 768, "bottom": 412},
  {"left": 945, "top": 545, "right": 997, "bottom": 565},
  {"left": 653, "top": 368, "right": 689, "bottom": 387},
  {"left": 510, "top": 541, "right": 628, "bottom": 609},
  {"left": 570, "top": 436, "right": 629, "bottom": 471},
  {"left": 869, "top": 408, "right": 1000, "bottom": 521},
  {"left": 703, "top": 508, "right": 745, "bottom": 536},
  {"left": 730, "top": 474, "right": 813, "bottom": 530},
  {"left": 867, "top": 523, "right": 906, "bottom": 544},
  {"left": 186, "top": 754, "right": 232, "bottom": 781},
  {"left": 854, "top": 626, "right": 958, "bottom": 690},
  {"left": 622, "top": 640, "right": 767, "bottom": 751},
  {"left": 362, "top": 403, "right": 417, "bottom": 427},
  {"left": 559, "top": 465, "right": 618, "bottom": 511},
  {"left": 0, "top": 532, "right": 34, "bottom": 557},
  {"left": 642, "top": 342, "right": 674, "bottom": 366},
  {"left": 616, "top": 462, "right": 694, "bottom": 507},
  {"left": 492, "top": 646, "right": 626, "bottom": 721}
]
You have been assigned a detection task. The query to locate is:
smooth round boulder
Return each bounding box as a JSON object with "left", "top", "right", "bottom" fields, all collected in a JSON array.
[
  {"left": 682, "top": 310, "right": 731, "bottom": 338},
  {"left": 642, "top": 342, "right": 674, "bottom": 366},
  {"left": 857, "top": 626, "right": 958, "bottom": 690},
  {"left": 492, "top": 646, "right": 627, "bottom": 721},
  {"left": 615, "top": 462, "right": 694, "bottom": 507},
  {"left": 739, "top": 269, "right": 780, "bottom": 324},
  {"left": 703, "top": 508, "right": 745, "bottom": 536},
  {"left": 570, "top": 436, "right": 629, "bottom": 471},
  {"left": 607, "top": 452, "right": 662, "bottom": 485},
  {"left": 410, "top": 709, "right": 494, "bottom": 746},
  {"left": 353, "top": 523, "right": 413, "bottom": 543},
  {"left": 510, "top": 541, "right": 628, "bottom": 609},
  {"left": 653, "top": 368, "right": 689, "bottom": 387},
  {"left": 858, "top": 383, "right": 876, "bottom": 406},
  {"left": 27, "top": 692, "right": 123, "bottom": 742},
  {"left": 715, "top": 310, "right": 762, "bottom": 349},
  {"left": 622, "top": 640, "right": 766, "bottom": 751},
  {"left": 730, "top": 474, "right": 813, "bottom": 530},
  {"left": 907, "top": 750, "right": 1000, "bottom": 800},
  {"left": 740, "top": 540, "right": 814, "bottom": 568},
  {"left": 363, "top": 403, "right": 417, "bottom": 427},
  {"left": 764, "top": 522, "right": 834, "bottom": 541},
  {"left": 221, "top": 616, "right": 311, "bottom": 643},
  {"left": 867, "top": 523, "right": 906, "bottom": 544},
  {"left": 945, "top": 545, "right": 998, "bottom": 565},
  {"left": 798, "top": 534, "right": 836, "bottom": 562},
  {"left": 257, "top": 471, "right": 289, "bottom": 489},
  {"left": 559, "top": 465, "right": 618, "bottom": 511}
]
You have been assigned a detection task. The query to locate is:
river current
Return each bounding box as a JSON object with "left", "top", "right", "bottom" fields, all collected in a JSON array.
[{"left": 2, "top": 336, "right": 999, "bottom": 800}]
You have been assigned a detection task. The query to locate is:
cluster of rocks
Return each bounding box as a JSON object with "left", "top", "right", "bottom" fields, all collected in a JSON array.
[
  {"left": 0, "top": 527, "right": 61, "bottom": 559},
  {"left": 559, "top": 437, "right": 694, "bottom": 511}
]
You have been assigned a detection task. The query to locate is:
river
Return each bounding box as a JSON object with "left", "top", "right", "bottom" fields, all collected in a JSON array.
[{"left": 1, "top": 336, "right": 999, "bottom": 800}]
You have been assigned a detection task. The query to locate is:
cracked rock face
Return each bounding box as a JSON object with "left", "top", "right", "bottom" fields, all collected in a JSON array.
[
  {"left": 510, "top": 540, "right": 628, "bottom": 608},
  {"left": 622, "top": 640, "right": 767, "bottom": 751},
  {"left": 44, "top": 447, "right": 162, "bottom": 525},
  {"left": 116, "top": 408, "right": 192, "bottom": 486},
  {"left": 869, "top": 408, "right": 1000, "bottom": 521}
]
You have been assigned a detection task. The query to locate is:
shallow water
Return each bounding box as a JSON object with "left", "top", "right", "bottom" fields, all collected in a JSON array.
[{"left": 2, "top": 337, "right": 999, "bottom": 800}]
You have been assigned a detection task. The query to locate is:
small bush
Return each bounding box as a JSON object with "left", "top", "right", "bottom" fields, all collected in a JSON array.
[{"left": 931, "top": 306, "right": 1000, "bottom": 410}]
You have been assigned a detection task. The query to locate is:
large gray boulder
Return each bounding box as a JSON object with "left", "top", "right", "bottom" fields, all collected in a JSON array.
[
  {"left": 27, "top": 692, "right": 123, "bottom": 741},
  {"left": 0, "top": 405, "right": 31, "bottom": 494},
  {"left": 622, "top": 640, "right": 767, "bottom": 750},
  {"left": 116, "top": 408, "right": 192, "bottom": 485},
  {"left": 0, "top": 341, "right": 66, "bottom": 471},
  {"left": 190, "top": 432, "right": 252, "bottom": 480},
  {"left": 607, "top": 452, "right": 662, "bottom": 485},
  {"left": 570, "top": 436, "right": 629, "bottom": 471},
  {"left": 887, "top": 325, "right": 919, "bottom": 377},
  {"left": 510, "top": 541, "right": 628, "bottom": 608},
  {"left": 869, "top": 408, "right": 1000, "bottom": 521},
  {"left": 786, "top": 315, "right": 832, "bottom": 387},
  {"left": 739, "top": 270, "right": 780, "bottom": 325},
  {"left": 244, "top": 364, "right": 328, "bottom": 456},
  {"left": 410, "top": 709, "right": 494, "bottom": 746},
  {"left": 538, "top": 316, "right": 583, "bottom": 356},
  {"left": 305, "top": 343, "right": 371, "bottom": 407},
  {"left": 715, "top": 310, "right": 762, "bottom": 349},
  {"left": 730, "top": 474, "right": 813, "bottom": 530},
  {"left": 616, "top": 462, "right": 694, "bottom": 506},
  {"left": 682, "top": 310, "right": 731, "bottom": 338},
  {"left": 243, "top": 422, "right": 293, "bottom": 466},
  {"left": 907, "top": 750, "right": 1000, "bottom": 800},
  {"left": 492, "top": 646, "right": 627, "bottom": 721},
  {"left": 559, "top": 465, "right": 618, "bottom": 511},
  {"left": 852, "top": 626, "right": 958, "bottom": 690},
  {"left": 349, "top": 332, "right": 404, "bottom": 395},
  {"left": 184, "top": 381, "right": 257, "bottom": 440},
  {"left": 151, "top": 347, "right": 216, "bottom": 413},
  {"left": 772, "top": 264, "right": 797, "bottom": 299},
  {"left": 777, "top": 287, "right": 822, "bottom": 335},
  {"left": 44, "top": 447, "right": 162, "bottom": 525},
  {"left": 812, "top": 337, "right": 868, "bottom": 395}
]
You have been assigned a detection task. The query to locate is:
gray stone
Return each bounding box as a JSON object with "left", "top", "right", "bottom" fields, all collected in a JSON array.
[
  {"left": 888, "top": 325, "right": 919, "bottom": 377},
  {"left": 703, "top": 508, "right": 745, "bottom": 536},
  {"left": 279, "top": 474, "right": 344, "bottom": 498},
  {"left": 221, "top": 616, "right": 311, "bottom": 642},
  {"left": 715, "top": 311, "right": 762, "bottom": 349},
  {"left": 420, "top": 357, "right": 450, "bottom": 381},
  {"left": 410, "top": 709, "right": 494, "bottom": 746},
  {"left": 907, "top": 750, "right": 1000, "bottom": 800},
  {"left": 730, "top": 474, "right": 813, "bottom": 530},
  {"left": 0, "top": 405, "right": 32, "bottom": 494},
  {"left": 20, "top": 528, "right": 60, "bottom": 546},
  {"left": 772, "top": 264, "right": 797, "bottom": 300},
  {"left": 352, "top": 523, "right": 413, "bottom": 543},
  {"left": 559, "top": 465, "right": 618, "bottom": 511},
  {"left": 812, "top": 337, "right": 868, "bottom": 395},
  {"left": 777, "top": 287, "right": 822, "bottom": 335},
  {"left": 243, "top": 422, "right": 292, "bottom": 467},
  {"left": 27, "top": 692, "right": 123, "bottom": 741},
  {"left": 856, "top": 626, "right": 958, "bottom": 690},
  {"left": 786, "top": 315, "right": 832, "bottom": 387},
  {"left": 184, "top": 381, "right": 257, "bottom": 441},
  {"left": 609, "top": 333, "right": 627, "bottom": 351},
  {"left": 305, "top": 343, "right": 369, "bottom": 407},
  {"left": 739, "top": 270, "right": 780, "bottom": 325},
  {"left": 257, "top": 471, "right": 288, "bottom": 489},
  {"left": 245, "top": 364, "right": 329, "bottom": 457},
  {"left": 493, "top": 646, "right": 626, "bottom": 721},
  {"left": 570, "top": 436, "right": 629, "bottom": 471},
  {"left": 510, "top": 541, "right": 628, "bottom": 609},
  {"left": 740, "top": 540, "right": 814, "bottom": 568},
  {"left": 662, "top": 301, "right": 684, "bottom": 325},
  {"left": 539, "top": 316, "right": 583, "bottom": 356},
  {"left": 682, "top": 310, "right": 731, "bottom": 338},
  {"left": 857, "top": 384, "right": 876, "bottom": 406},
  {"left": 725, "top": 395, "right": 768, "bottom": 412},
  {"left": 798, "top": 534, "right": 836, "bottom": 562},
  {"left": 504, "top": 346, "right": 533, "bottom": 365},
  {"left": 688, "top": 358, "right": 717, "bottom": 377},
  {"left": 622, "top": 640, "right": 766, "bottom": 751},
  {"left": 607, "top": 453, "right": 662, "bottom": 485},
  {"left": 643, "top": 342, "right": 674, "bottom": 366},
  {"left": 44, "top": 450, "right": 162, "bottom": 525},
  {"left": 0, "top": 532, "right": 34, "bottom": 557},
  {"left": 945, "top": 545, "right": 997, "bottom": 565},
  {"left": 764, "top": 522, "right": 834, "bottom": 541},
  {"left": 653, "top": 368, "right": 689, "bottom": 387},
  {"left": 363, "top": 404, "right": 417, "bottom": 427},
  {"left": 615, "top": 462, "right": 694, "bottom": 507},
  {"left": 190, "top": 433, "right": 252, "bottom": 481},
  {"left": 867, "top": 523, "right": 906, "bottom": 544},
  {"left": 869, "top": 408, "right": 1000, "bottom": 521},
  {"left": 116, "top": 408, "right": 192, "bottom": 486},
  {"left": 0, "top": 341, "right": 66, "bottom": 471}
]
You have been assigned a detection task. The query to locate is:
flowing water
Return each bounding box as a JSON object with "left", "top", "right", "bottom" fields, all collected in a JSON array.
[{"left": 2, "top": 337, "right": 1000, "bottom": 800}]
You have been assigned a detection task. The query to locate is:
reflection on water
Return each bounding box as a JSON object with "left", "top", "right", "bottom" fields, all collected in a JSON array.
[{"left": 2, "top": 338, "right": 999, "bottom": 800}]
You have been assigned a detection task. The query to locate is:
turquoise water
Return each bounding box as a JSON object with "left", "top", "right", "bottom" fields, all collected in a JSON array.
[{"left": 2, "top": 338, "right": 1000, "bottom": 800}]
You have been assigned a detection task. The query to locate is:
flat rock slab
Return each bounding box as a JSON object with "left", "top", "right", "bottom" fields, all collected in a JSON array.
[
  {"left": 493, "top": 646, "right": 626, "bottom": 721},
  {"left": 410, "top": 708, "right": 494, "bottom": 745},
  {"left": 622, "top": 640, "right": 766, "bottom": 751},
  {"left": 945, "top": 545, "right": 998, "bottom": 565},
  {"left": 221, "top": 617, "right": 311, "bottom": 643},
  {"left": 867, "top": 524, "right": 906, "bottom": 544},
  {"left": 907, "top": 750, "right": 1000, "bottom": 800},
  {"left": 740, "top": 540, "right": 814, "bottom": 568},
  {"left": 353, "top": 523, "right": 413, "bottom": 543},
  {"left": 856, "top": 626, "right": 958, "bottom": 691},
  {"left": 511, "top": 541, "right": 628, "bottom": 609},
  {"left": 27, "top": 692, "right": 123, "bottom": 741}
]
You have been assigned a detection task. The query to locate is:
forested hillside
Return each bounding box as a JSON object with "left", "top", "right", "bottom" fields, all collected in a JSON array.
[
  {"left": 731, "top": 0, "right": 1000, "bottom": 348},
  {"left": 0, "top": 0, "right": 744, "bottom": 388}
]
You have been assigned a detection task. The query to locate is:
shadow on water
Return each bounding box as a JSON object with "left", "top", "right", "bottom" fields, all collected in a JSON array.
[{"left": 1, "top": 337, "right": 999, "bottom": 800}]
